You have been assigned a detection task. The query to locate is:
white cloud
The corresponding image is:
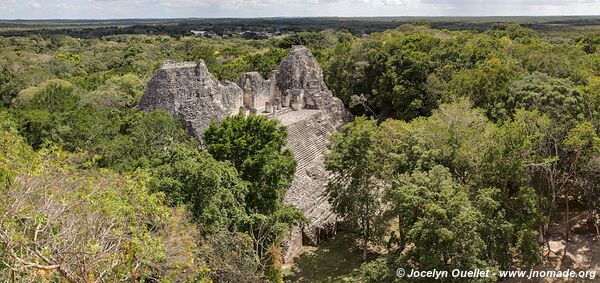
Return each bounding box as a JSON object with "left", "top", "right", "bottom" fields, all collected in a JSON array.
[{"left": 1, "top": 0, "right": 600, "bottom": 19}]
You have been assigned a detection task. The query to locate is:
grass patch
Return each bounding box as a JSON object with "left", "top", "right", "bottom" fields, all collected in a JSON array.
[{"left": 283, "top": 233, "right": 366, "bottom": 283}]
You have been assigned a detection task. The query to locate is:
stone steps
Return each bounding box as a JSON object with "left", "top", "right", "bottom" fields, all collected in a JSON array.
[
  {"left": 287, "top": 123, "right": 329, "bottom": 172},
  {"left": 276, "top": 107, "right": 294, "bottom": 116},
  {"left": 266, "top": 106, "right": 293, "bottom": 118},
  {"left": 258, "top": 106, "right": 293, "bottom": 118}
]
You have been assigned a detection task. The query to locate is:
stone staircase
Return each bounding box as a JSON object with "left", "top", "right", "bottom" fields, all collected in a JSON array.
[
  {"left": 287, "top": 123, "right": 329, "bottom": 172},
  {"left": 274, "top": 107, "right": 294, "bottom": 117},
  {"left": 282, "top": 111, "right": 340, "bottom": 247},
  {"left": 257, "top": 106, "right": 294, "bottom": 118}
]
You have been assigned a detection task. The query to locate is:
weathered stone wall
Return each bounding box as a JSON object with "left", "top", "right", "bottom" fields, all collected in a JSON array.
[
  {"left": 138, "top": 61, "right": 243, "bottom": 139},
  {"left": 275, "top": 46, "right": 350, "bottom": 122},
  {"left": 237, "top": 72, "right": 272, "bottom": 112}
]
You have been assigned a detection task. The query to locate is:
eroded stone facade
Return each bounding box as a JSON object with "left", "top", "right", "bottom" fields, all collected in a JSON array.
[{"left": 138, "top": 60, "right": 244, "bottom": 139}]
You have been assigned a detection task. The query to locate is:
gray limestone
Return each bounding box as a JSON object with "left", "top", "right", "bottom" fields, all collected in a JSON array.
[
  {"left": 237, "top": 72, "right": 273, "bottom": 112},
  {"left": 138, "top": 60, "right": 243, "bottom": 139}
]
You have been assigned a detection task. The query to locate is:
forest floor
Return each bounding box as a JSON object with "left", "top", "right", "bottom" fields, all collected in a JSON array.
[
  {"left": 282, "top": 233, "right": 369, "bottom": 283},
  {"left": 283, "top": 209, "right": 600, "bottom": 283},
  {"left": 506, "top": 209, "right": 600, "bottom": 282}
]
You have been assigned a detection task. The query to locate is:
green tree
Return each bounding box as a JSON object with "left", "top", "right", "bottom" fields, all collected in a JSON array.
[
  {"left": 204, "top": 114, "right": 296, "bottom": 214},
  {"left": 508, "top": 72, "right": 584, "bottom": 127},
  {"left": 14, "top": 109, "right": 56, "bottom": 149},
  {"left": 447, "top": 58, "right": 513, "bottom": 121},
  {"left": 325, "top": 116, "right": 384, "bottom": 260},
  {"left": 324, "top": 41, "right": 371, "bottom": 114},
  {"left": 83, "top": 73, "right": 144, "bottom": 109},
  {"left": 480, "top": 112, "right": 544, "bottom": 265},
  {"left": 379, "top": 102, "right": 543, "bottom": 267},
  {"left": 246, "top": 48, "right": 287, "bottom": 79},
  {"left": 14, "top": 79, "right": 78, "bottom": 112},
  {"left": 386, "top": 166, "right": 493, "bottom": 278},
  {"left": 379, "top": 99, "right": 494, "bottom": 183},
  {"left": 0, "top": 69, "right": 19, "bottom": 107},
  {"left": 203, "top": 114, "right": 302, "bottom": 281},
  {"left": 582, "top": 76, "right": 600, "bottom": 124},
  {"left": 0, "top": 111, "right": 36, "bottom": 191},
  {"left": 563, "top": 121, "right": 600, "bottom": 241},
  {"left": 96, "top": 110, "right": 189, "bottom": 172},
  {"left": 150, "top": 143, "right": 248, "bottom": 233},
  {"left": 369, "top": 37, "right": 436, "bottom": 120},
  {"left": 564, "top": 122, "right": 600, "bottom": 160},
  {"left": 0, "top": 114, "right": 204, "bottom": 282}
]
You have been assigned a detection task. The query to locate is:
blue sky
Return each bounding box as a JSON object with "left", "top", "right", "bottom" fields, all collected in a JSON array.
[{"left": 2, "top": 0, "right": 600, "bottom": 19}]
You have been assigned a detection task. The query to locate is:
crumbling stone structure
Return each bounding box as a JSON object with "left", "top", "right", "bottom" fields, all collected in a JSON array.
[
  {"left": 237, "top": 71, "right": 278, "bottom": 113},
  {"left": 139, "top": 45, "right": 352, "bottom": 262},
  {"left": 138, "top": 60, "right": 243, "bottom": 138}
]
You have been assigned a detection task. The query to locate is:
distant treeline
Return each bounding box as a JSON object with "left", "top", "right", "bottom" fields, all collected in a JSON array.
[{"left": 2, "top": 17, "right": 600, "bottom": 38}]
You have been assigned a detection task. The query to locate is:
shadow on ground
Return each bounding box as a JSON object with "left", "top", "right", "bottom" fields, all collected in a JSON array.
[
  {"left": 283, "top": 233, "right": 370, "bottom": 283},
  {"left": 505, "top": 210, "right": 600, "bottom": 282}
]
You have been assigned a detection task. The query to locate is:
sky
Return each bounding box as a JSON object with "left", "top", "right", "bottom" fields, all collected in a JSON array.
[{"left": 2, "top": 0, "right": 600, "bottom": 19}]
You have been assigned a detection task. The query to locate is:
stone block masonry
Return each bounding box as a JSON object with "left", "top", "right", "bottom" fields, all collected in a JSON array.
[
  {"left": 139, "top": 45, "right": 352, "bottom": 263},
  {"left": 138, "top": 60, "right": 244, "bottom": 139}
]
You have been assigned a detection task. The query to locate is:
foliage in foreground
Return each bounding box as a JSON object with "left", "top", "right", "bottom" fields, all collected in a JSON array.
[{"left": 0, "top": 112, "right": 206, "bottom": 282}]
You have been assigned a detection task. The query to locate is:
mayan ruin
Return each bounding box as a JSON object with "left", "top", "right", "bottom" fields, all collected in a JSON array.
[{"left": 138, "top": 45, "right": 352, "bottom": 261}]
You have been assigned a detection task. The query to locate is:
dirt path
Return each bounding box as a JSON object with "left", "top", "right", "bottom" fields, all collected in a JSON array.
[{"left": 505, "top": 211, "right": 600, "bottom": 282}]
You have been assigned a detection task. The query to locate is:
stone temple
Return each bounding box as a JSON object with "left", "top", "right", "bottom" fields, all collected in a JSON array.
[{"left": 138, "top": 45, "right": 352, "bottom": 262}]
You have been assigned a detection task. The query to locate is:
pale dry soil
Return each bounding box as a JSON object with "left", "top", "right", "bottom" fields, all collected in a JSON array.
[
  {"left": 284, "top": 210, "right": 600, "bottom": 282},
  {"left": 506, "top": 209, "right": 600, "bottom": 283}
]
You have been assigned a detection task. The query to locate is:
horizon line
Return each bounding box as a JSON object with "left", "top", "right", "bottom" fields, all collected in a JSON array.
[{"left": 2, "top": 15, "right": 600, "bottom": 21}]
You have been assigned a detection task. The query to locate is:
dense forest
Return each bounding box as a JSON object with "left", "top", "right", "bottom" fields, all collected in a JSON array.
[
  {"left": 2, "top": 16, "right": 600, "bottom": 37},
  {"left": 1, "top": 19, "right": 600, "bottom": 282}
]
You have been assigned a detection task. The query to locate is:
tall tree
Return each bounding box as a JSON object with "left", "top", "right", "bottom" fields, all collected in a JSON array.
[
  {"left": 204, "top": 114, "right": 296, "bottom": 214},
  {"left": 203, "top": 114, "right": 302, "bottom": 281},
  {"left": 324, "top": 116, "right": 384, "bottom": 260},
  {"left": 386, "top": 165, "right": 491, "bottom": 273},
  {"left": 563, "top": 121, "right": 600, "bottom": 241}
]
